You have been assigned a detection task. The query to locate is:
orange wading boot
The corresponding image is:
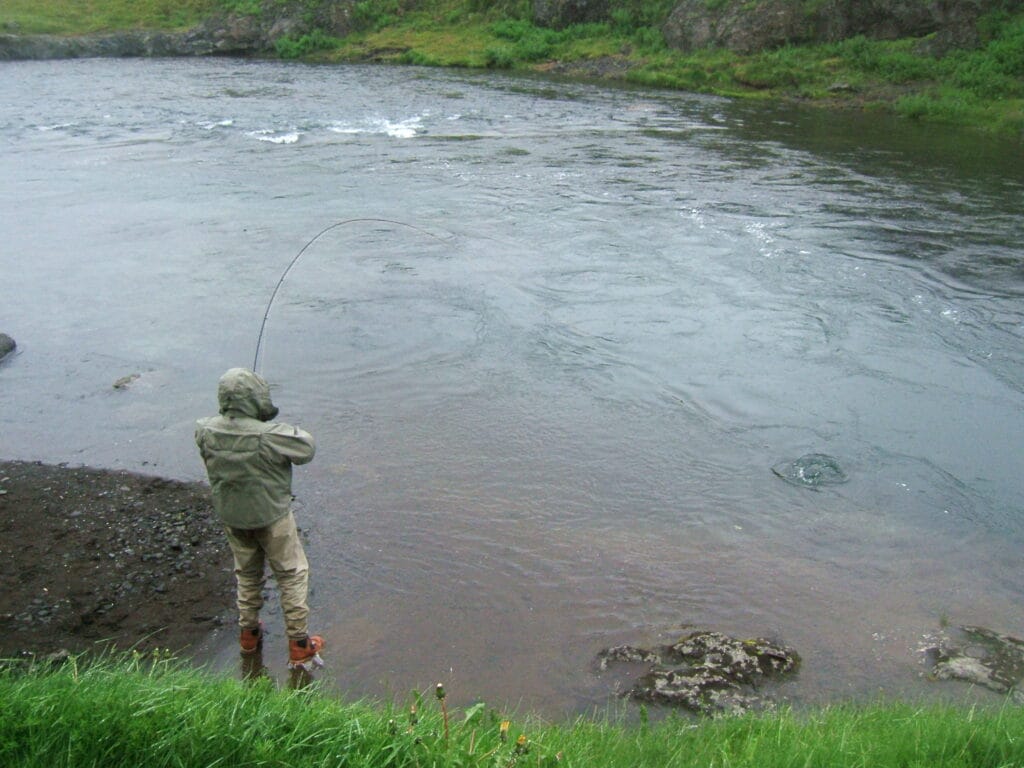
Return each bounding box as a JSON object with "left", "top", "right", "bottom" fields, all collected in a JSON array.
[
  {"left": 287, "top": 635, "right": 325, "bottom": 671},
  {"left": 239, "top": 623, "right": 264, "bottom": 656}
]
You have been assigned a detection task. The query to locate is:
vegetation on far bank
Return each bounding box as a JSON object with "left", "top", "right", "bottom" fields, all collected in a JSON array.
[
  {"left": 321, "top": 5, "right": 1024, "bottom": 136},
  {"left": 0, "top": 0, "right": 215, "bottom": 35},
  {"left": 2, "top": 0, "right": 1022, "bottom": 135},
  {"left": 2, "top": 653, "right": 1023, "bottom": 768}
]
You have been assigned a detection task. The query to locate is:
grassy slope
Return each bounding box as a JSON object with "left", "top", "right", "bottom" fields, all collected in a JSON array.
[
  {"left": 0, "top": 0, "right": 216, "bottom": 34},
  {"left": 2, "top": 656, "right": 1023, "bottom": 768},
  {"left": 1, "top": 0, "right": 1022, "bottom": 135}
]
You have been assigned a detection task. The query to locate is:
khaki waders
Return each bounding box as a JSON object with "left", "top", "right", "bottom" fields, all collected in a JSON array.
[{"left": 223, "top": 511, "right": 310, "bottom": 639}]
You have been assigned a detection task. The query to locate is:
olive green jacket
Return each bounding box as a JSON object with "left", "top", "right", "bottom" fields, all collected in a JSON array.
[{"left": 195, "top": 368, "right": 315, "bottom": 530}]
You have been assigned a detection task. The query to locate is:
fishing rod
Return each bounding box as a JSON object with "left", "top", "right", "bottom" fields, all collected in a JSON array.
[{"left": 252, "top": 217, "right": 450, "bottom": 373}]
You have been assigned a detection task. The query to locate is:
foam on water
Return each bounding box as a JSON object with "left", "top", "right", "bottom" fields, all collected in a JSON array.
[
  {"left": 327, "top": 115, "right": 423, "bottom": 138},
  {"left": 199, "top": 119, "right": 234, "bottom": 130},
  {"left": 247, "top": 129, "right": 300, "bottom": 144}
]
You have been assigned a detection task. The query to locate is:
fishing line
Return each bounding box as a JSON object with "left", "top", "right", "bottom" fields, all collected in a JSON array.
[{"left": 252, "top": 217, "right": 449, "bottom": 373}]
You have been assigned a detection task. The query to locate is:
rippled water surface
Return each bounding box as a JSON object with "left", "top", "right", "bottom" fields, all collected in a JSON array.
[{"left": 2, "top": 58, "right": 1022, "bottom": 716}]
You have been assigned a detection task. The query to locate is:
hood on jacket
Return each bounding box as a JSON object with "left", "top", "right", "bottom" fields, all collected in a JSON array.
[{"left": 217, "top": 367, "right": 279, "bottom": 421}]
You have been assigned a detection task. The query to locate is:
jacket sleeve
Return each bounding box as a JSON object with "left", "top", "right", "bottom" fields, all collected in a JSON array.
[
  {"left": 195, "top": 419, "right": 211, "bottom": 458},
  {"left": 262, "top": 422, "right": 316, "bottom": 465}
]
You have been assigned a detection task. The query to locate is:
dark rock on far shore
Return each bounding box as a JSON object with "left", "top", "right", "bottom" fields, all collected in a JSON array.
[
  {"left": 0, "top": 30, "right": 220, "bottom": 60},
  {"left": 661, "top": 0, "right": 1009, "bottom": 55},
  {"left": 0, "top": 14, "right": 285, "bottom": 60},
  {"left": 533, "top": 0, "right": 612, "bottom": 30},
  {"left": 0, "top": 1, "right": 365, "bottom": 61}
]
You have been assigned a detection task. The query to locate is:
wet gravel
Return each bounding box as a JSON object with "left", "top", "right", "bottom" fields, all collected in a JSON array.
[{"left": 0, "top": 460, "right": 233, "bottom": 659}]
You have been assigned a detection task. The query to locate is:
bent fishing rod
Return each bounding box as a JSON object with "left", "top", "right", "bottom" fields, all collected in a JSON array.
[{"left": 252, "top": 217, "right": 450, "bottom": 374}]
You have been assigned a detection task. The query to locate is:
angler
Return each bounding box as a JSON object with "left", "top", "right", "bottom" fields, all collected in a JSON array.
[
  {"left": 195, "top": 367, "right": 324, "bottom": 671},
  {"left": 197, "top": 218, "right": 445, "bottom": 671}
]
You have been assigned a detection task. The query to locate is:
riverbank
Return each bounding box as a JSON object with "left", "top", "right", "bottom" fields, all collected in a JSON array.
[
  {"left": 0, "top": 460, "right": 233, "bottom": 660},
  {"left": 1, "top": 0, "right": 1021, "bottom": 137},
  {"left": 3, "top": 654, "right": 1024, "bottom": 767}
]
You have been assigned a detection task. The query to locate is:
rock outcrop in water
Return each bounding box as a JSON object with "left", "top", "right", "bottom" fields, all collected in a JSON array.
[
  {"left": 922, "top": 625, "right": 1024, "bottom": 703},
  {"left": 0, "top": 333, "right": 15, "bottom": 362},
  {"left": 597, "top": 631, "right": 801, "bottom": 716}
]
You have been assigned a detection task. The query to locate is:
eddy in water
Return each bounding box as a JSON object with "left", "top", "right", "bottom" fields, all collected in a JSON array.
[{"left": 771, "top": 453, "right": 848, "bottom": 488}]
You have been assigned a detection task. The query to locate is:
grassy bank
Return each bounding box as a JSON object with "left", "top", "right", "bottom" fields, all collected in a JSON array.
[
  {"left": 314, "top": 1, "right": 1024, "bottom": 136},
  {"left": 2, "top": 1, "right": 1021, "bottom": 134},
  {"left": 1, "top": 654, "right": 1023, "bottom": 768},
  {"left": 0, "top": 0, "right": 215, "bottom": 35}
]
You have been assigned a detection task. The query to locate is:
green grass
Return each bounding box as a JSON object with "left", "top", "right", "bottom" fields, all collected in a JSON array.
[
  {"left": 2, "top": 653, "right": 1024, "bottom": 768},
  {"left": 622, "top": 17, "right": 1024, "bottom": 133},
  {"left": 0, "top": 0, "right": 217, "bottom": 34},
  {"left": 310, "top": 6, "right": 628, "bottom": 70}
]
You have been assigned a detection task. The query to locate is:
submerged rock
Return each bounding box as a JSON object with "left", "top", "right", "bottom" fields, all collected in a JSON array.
[
  {"left": 597, "top": 631, "right": 800, "bottom": 716},
  {"left": 597, "top": 645, "right": 663, "bottom": 668},
  {"left": 113, "top": 372, "right": 141, "bottom": 390},
  {"left": 922, "top": 625, "right": 1024, "bottom": 702},
  {"left": 0, "top": 333, "right": 15, "bottom": 361},
  {"left": 771, "top": 453, "right": 848, "bottom": 488}
]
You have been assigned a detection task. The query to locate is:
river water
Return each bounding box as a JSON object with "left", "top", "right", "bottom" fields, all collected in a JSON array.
[{"left": 1, "top": 58, "right": 1022, "bottom": 716}]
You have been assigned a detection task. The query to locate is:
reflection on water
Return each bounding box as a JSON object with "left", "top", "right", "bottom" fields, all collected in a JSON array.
[{"left": 1, "top": 58, "right": 1022, "bottom": 717}]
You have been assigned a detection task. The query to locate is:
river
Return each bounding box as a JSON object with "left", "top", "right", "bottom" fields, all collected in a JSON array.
[{"left": 1, "top": 57, "right": 1022, "bottom": 717}]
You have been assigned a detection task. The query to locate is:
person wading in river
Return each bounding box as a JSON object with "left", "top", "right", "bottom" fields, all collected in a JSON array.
[{"left": 195, "top": 367, "right": 324, "bottom": 671}]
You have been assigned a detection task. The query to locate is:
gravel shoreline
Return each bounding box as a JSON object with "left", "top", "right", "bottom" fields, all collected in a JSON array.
[{"left": 0, "top": 460, "right": 234, "bottom": 659}]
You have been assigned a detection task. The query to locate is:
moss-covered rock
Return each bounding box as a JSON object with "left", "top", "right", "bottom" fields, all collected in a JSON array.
[
  {"left": 597, "top": 631, "right": 801, "bottom": 716},
  {"left": 924, "top": 625, "right": 1024, "bottom": 702}
]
